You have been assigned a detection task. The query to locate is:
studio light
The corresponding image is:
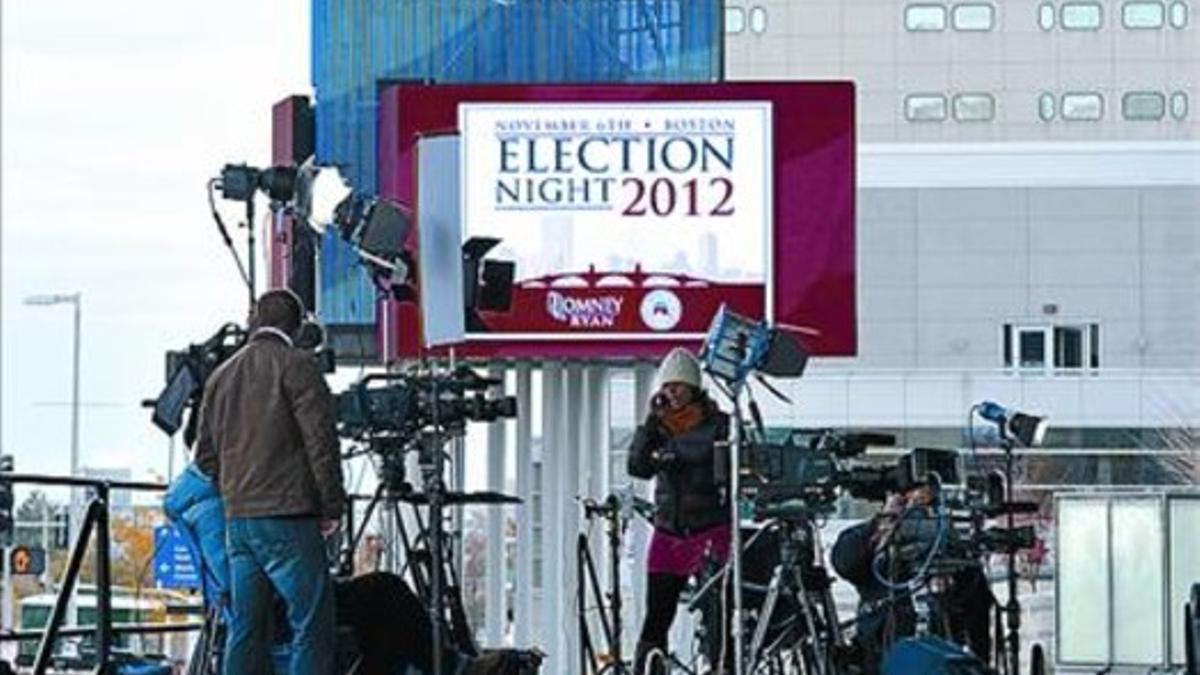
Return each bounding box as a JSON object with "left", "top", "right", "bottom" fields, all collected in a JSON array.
[
  {"left": 218, "top": 163, "right": 298, "bottom": 203},
  {"left": 700, "top": 304, "right": 808, "bottom": 392},
  {"left": 333, "top": 192, "right": 416, "bottom": 298},
  {"left": 208, "top": 162, "right": 301, "bottom": 312},
  {"left": 977, "top": 400, "right": 1049, "bottom": 447}
]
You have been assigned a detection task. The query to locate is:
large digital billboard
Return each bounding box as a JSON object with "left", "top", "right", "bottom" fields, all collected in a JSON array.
[{"left": 378, "top": 83, "right": 855, "bottom": 359}]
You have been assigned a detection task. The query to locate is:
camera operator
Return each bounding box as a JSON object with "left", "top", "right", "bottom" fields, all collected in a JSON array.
[
  {"left": 163, "top": 318, "right": 331, "bottom": 619},
  {"left": 627, "top": 348, "right": 730, "bottom": 675},
  {"left": 195, "top": 289, "right": 346, "bottom": 675},
  {"left": 831, "top": 484, "right": 993, "bottom": 674}
]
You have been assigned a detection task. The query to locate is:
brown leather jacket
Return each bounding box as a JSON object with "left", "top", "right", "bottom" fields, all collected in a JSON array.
[{"left": 195, "top": 331, "right": 345, "bottom": 519}]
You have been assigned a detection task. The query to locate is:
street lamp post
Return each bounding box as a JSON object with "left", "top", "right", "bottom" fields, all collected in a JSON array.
[
  {"left": 25, "top": 292, "right": 82, "bottom": 625},
  {"left": 24, "top": 293, "right": 82, "bottom": 487}
]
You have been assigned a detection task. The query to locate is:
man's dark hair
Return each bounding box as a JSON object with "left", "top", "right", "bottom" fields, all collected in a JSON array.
[{"left": 250, "top": 289, "right": 305, "bottom": 336}]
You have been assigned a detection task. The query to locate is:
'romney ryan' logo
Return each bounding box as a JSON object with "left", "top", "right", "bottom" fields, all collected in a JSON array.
[{"left": 546, "top": 292, "right": 624, "bottom": 328}]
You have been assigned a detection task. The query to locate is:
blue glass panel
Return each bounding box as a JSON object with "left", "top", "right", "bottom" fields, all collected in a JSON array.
[{"left": 311, "top": 0, "right": 721, "bottom": 324}]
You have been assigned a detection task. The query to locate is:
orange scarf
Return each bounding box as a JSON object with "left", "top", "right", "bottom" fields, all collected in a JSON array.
[{"left": 660, "top": 400, "right": 707, "bottom": 436}]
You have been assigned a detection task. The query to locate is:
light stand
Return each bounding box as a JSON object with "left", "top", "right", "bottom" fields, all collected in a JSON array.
[
  {"left": 729, "top": 392, "right": 747, "bottom": 675},
  {"left": 975, "top": 400, "right": 1047, "bottom": 675},
  {"left": 699, "top": 304, "right": 809, "bottom": 675},
  {"left": 1001, "top": 436, "right": 1020, "bottom": 675},
  {"left": 246, "top": 197, "right": 257, "bottom": 310}
]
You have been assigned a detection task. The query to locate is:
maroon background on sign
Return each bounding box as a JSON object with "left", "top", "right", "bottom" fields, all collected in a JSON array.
[{"left": 377, "top": 82, "right": 856, "bottom": 360}]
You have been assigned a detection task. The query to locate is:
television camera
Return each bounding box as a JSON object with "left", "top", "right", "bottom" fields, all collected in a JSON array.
[
  {"left": 336, "top": 366, "right": 517, "bottom": 439},
  {"left": 334, "top": 365, "right": 518, "bottom": 493},
  {"left": 741, "top": 430, "right": 968, "bottom": 512},
  {"left": 147, "top": 320, "right": 337, "bottom": 441},
  {"left": 148, "top": 323, "right": 247, "bottom": 439}
]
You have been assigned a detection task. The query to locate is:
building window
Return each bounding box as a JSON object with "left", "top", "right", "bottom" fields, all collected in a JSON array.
[
  {"left": 1122, "top": 1, "right": 1166, "bottom": 27},
  {"left": 1062, "top": 2, "right": 1104, "bottom": 29},
  {"left": 906, "top": 4, "right": 949, "bottom": 30},
  {"left": 725, "top": 6, "right": 746, "bottom": 34},
  {"left": 1062, "top": 92, "right": 1105, "bottom": 120},
  {"left": 1039, "top": 92, "right": 1058, "bottom": 120},
  {"left": 1170, "top": 91, "right": 1189, "bottom": 119},
  {"left": 905, "top": 93, "right": 948, "bottom": 121},
  {"left": 1039, "top": 2, "right": 1058, "bottom": 29},
  {"left": 953, "top": 92, "right": 996, "bottom": 120},
  {"left": 1054, "top": 325, "right": 1101, "bottom": 370},
  {"left": 1004, "top": 324, "right": 1100, "bottom": 371},
  {"left": 1123, "top": 91, "right": 1167, "bottom": 119},
  {"left": 1004, "top": 325, "right": 1050, "bottom": 370},
  {"left": 749, "top": 6, "right": 768, "bottom": 34},
  {"left": 953, "top": 3, "right": 996, "bottom": 29},
  {"left": 1169, "top": 1, "right": 1189, "bottom": 27}
]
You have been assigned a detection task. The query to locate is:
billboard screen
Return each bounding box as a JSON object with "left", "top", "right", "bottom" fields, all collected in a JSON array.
[{"left": 379, "top": 83, "right": 855, "bottom": 359}]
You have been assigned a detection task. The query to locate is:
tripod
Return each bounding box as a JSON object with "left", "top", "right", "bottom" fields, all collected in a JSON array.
[
  {"left": 745, "top": 513, "right": 844, "bottom": 675},
  {"left": 577, "top": 496, "right": 630, "bottom": 675},
  {"left": 343, "top": 479, "right": 478, "bottom": 658}
]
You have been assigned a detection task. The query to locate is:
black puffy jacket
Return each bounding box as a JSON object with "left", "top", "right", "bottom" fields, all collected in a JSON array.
[{"left": 626, "top": 400, "right": 730, "bottom": 535}]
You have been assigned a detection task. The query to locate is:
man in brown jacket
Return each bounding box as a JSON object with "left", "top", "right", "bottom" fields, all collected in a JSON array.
[{"left": 196, "top": 289, "right": 345, "bottom": 675}]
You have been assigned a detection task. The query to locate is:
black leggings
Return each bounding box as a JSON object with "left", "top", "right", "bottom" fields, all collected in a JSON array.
[
  {"left": 638, "top": 572, "right": 689, "bottom": 651},
  {"left": 637, "top": 572, "right": 731, "bottom": 673}
]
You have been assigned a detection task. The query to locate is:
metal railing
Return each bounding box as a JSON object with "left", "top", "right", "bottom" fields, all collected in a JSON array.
[{"left": 0, "top": 472, "right": 203, "bottom": 674}]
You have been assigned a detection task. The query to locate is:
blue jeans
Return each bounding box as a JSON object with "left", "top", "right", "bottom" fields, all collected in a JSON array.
[
  {"left": 225, "top": 517, "right": 335, "bottom": 675},
  {"left": 163, "top": 463, "right": 230, "bottom": 606}
]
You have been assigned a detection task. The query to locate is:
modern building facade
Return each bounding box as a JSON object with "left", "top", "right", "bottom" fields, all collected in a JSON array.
[
  {"left": 725, "top": 0, "right": 1196, "bottom": 143},
  {"left": 717, "top": 0, "right": 1197, "bottom": 466}
]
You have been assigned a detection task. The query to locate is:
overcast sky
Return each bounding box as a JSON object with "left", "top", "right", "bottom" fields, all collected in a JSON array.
[{"left": 2, "top": 2, "right": 310, "bottom": 498}]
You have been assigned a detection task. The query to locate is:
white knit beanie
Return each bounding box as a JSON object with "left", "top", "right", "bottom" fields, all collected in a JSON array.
[{"left": 653, "top": 347, "right": 702, "bottom": 392}]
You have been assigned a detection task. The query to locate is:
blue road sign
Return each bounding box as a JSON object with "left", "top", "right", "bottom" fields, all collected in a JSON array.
[{"left": 153, "top": 524, "right": 201, "bottom": 590}]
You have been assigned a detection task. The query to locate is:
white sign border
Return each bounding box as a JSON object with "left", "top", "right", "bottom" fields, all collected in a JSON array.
[{"left": 458, "top": 100, "right": 775, "bottom": 342}]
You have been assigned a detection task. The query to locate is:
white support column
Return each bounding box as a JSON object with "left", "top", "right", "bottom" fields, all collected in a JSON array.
[
  {"left": 585, "top": 366, "right": 610, "bottom": 586},
  {"left": 562, "top": 364, "right": 585, "bottom": 673},
  {"left": 514, "top": 363, "right": 534, "bottom": 647},
  {"left": 540, "top": 363, "right": 565, "bottom": 673},
  {"left": 485, "top": 364, "right": 508, "bottom": 646},
  {"left": 586, "top": 365, "right": 610, "bottom": 502},
  {"left": 629, "top": 362, "right": 657, "bottom": 644}
]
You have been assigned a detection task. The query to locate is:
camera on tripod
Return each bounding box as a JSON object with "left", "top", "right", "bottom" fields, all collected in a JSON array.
[{"left": 336, "top": 366, "right": 518, "bottom": 441}]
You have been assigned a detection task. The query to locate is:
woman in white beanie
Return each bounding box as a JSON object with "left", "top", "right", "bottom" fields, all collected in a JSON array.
[{"left": 628, "top": 347, "right": 731, "bottom": 675}]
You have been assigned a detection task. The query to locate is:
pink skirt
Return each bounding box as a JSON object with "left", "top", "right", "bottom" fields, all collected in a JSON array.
[{"left": 646, "top": 524, "right": 732, "bottom": 576}]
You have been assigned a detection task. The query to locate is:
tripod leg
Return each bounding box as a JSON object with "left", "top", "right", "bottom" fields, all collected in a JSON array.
[
  {"left": 749, "top": 565, "right": 784, "bottom": 664},
  {"left": 347, "top": 487, "right": 384, "bottom": 567},
  {"left": 790, "top": 566, "right": 832, "bottom": 675},
  {"left": 579, "top": 537, "right": 596, "bottom": 675},
  {"left": 394, "top": 500, "right": 428, "bottom": 597}
]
